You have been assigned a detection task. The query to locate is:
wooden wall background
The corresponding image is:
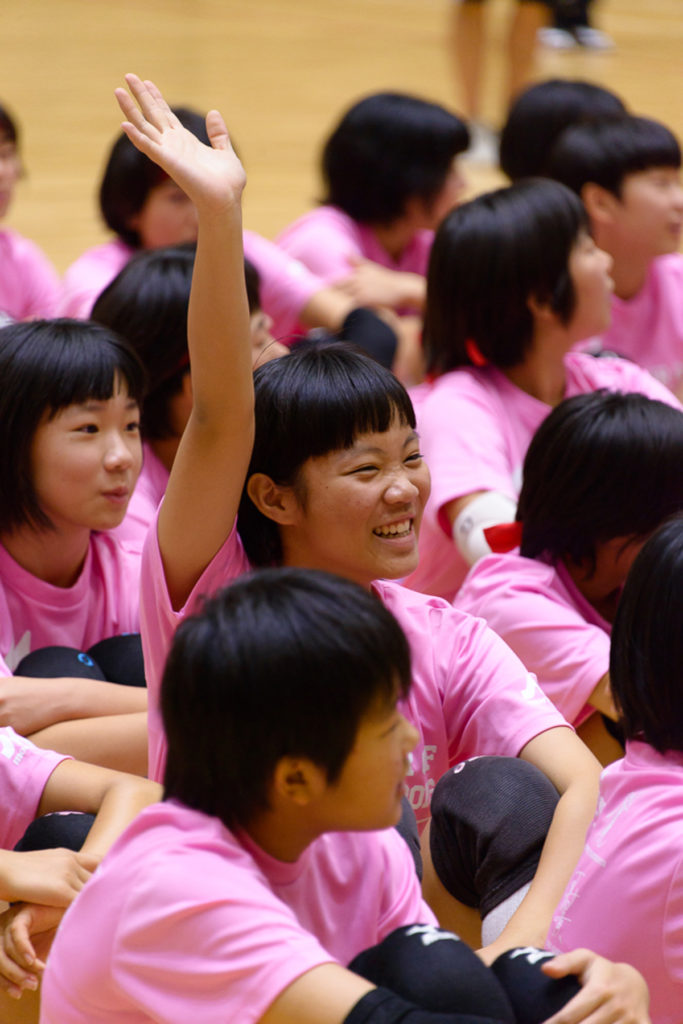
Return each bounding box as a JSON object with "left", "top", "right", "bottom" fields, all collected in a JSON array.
[{"left": 2, "top": 0, "right": 682, "bottom": 274}]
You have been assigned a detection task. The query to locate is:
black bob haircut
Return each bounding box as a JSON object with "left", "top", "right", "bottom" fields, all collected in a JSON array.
[
  {"left": 92, "top": 244, "right": 196, "bottom": 441},
  {"left": 237, "top": 341, "right": 416, "bottom": 567},
  {"left": 424, "top": 179, "right": 588, "bottom": 375},
  {"left": 321, "top": 91, "right": 469, "bottom": 225},
  {"left": 499, "top": 78, "right": 626, "bottom": 182},
  {"left": 99, "top": 107, "right": 208, "bottom": 247},
  {"left": 517, "top": 391, "right": 683, "bottom": 572},
  {"left": 545, "top": 115, "right": 681, "bottom": 199},
  {"left": 610, "top": 515, "right": 683, "bottom": 753},
  {"left": 93, "top": 248, "right": 264, "bottom": 441},
  {"left": 0, "top": 319, "right": 146, "bottom": 534},
  {"left": 162, "top": 566, "right": 412, "bottom": 830}
]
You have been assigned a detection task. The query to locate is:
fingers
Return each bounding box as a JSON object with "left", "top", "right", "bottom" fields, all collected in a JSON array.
[
  {"left": 205, "top": 109, "right": 230, "bottom": 152},
  {"left": 542, "top": 948, "right": 592, "bottom": 979}
]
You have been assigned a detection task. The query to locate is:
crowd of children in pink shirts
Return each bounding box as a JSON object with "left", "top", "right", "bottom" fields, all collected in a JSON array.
[{"left": 0, "top": 68, "right": 681, "bottom": 1023}]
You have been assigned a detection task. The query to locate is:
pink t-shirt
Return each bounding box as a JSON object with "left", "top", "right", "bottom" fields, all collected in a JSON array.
[
  {"left": 547, "top": 741, "right": 683, "bottom": 1024},
  {"left": 112, "top": 442, "right": 169, "bottom": 550},
  {"left": 0, "top": 228, "right": 62, "bottom": 320},
  {"left": 405, "top": 352, "right": 682, "bottom": 601},
  {"left": 277, "top": 205, "right": 433, "bottom": 315},
  {"left": 60, "top": 238, "right": 135, "bottom": 319},
  {"left": 0, "top": 727, "right": 68, "bottom": 849},
  {"left": 141, "top": 518, "right": 565, "bottom": 830},
  {"left": 455, "top": 553, "right": 611, "bottom": 726},
  {"left": 41, "top": 799, "right": 435, "bottom": 1024},
  {"left": 588, "top": 254, "right": 683, "bottom": 397},
  {"left": 243, "top": 229, "right": 321, "bottom": 343},
  {"left": 0, "top": 533, "right": 141, "bottom": 676}
]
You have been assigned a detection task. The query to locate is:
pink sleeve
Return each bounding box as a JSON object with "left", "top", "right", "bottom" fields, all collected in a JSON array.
[
  {"left": 417, "top": 377, "right": 519, "bottom": 531},
  {"left": 457, "top": 562, "right": 610, "bottom": 725},
  {"left": 0, "top": 728, "right": 69, "bottom": 849},
  {"left": 663, "top": 853, "right": 683, "bottom": 987},
  {"left": 439, "top": 611, "right": 569, "bottom": 765},
  {"left": 277, "top": 207, "right": 364, "bottom": 285},
  {"left": 109, "top": 859, "right": 335, "bottom": 1024},
  {"left": 243, "top": 229, "right": 321, "bottom": 339}
]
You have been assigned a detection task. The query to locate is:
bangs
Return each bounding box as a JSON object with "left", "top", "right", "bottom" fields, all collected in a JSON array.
[
  {"left": 252, "top": 341, "right": 415, "bottom": 480},
  {"left": 29, "top": 320, "right": 147, "bottom": 416}
]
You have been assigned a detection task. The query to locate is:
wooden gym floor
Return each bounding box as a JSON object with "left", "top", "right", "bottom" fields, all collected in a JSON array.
[{"left": 2, "top": 0, "right": 682, "bottom": 275}]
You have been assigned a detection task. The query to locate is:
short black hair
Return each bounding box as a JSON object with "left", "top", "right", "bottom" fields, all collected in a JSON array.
[
  {"left": 92, "top": 244, "right": 195, "bottom": 441},
  {"left": 0, "top": 319, "right": 146, "bottom": 533},
  {"left": 545, "top": 115, "right": 681, "bottom": 198},
  {"left": 321, "top": 92, "right": 469, "bottom": 225},
  {"left": 99, "top": 107, "right": 208, "bottom": 247},
  {"left": 499, "top": 78, "right": 626, "bottom": 181},
  {"left": 518, "top": 391, "right": 683, "bottom": 571},
  {"left": 237, "top": 341, "right": 416, "bottom": 566},
  {"left": 424, "top": 179, "right": 588, "bottom": 374},
  {"left": 162, "top": 566, "right": 412, "bottom": 830},
  {"left": 610, "top": 515, "right": 683, "bottom": 753}
]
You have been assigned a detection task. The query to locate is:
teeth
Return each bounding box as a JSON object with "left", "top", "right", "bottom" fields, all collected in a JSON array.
[{"left": 373, "top": 520, "right": 411, "bottom": 538}]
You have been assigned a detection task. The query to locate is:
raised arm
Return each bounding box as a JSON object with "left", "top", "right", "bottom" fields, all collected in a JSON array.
[{"left": 115, "top": 75, "right": 254, "bottom": 608}]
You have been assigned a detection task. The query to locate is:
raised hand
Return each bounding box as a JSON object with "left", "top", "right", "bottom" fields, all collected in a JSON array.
[{"left": 114, "top": 73, "right": 246, "bottom": 213}]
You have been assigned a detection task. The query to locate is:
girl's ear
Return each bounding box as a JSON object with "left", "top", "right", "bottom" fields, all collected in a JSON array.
[
  {"left": 246, "top": 473, "right": 301, "bottom": 526},
  {"left": 581, "top": 182, "right": 620, "bottom": 228},
  {"left": 526, "top": 292, "right": 556, "bottom": 323},
  {"left": 272, "top": 757, "right": 327, "bottom": 807}
]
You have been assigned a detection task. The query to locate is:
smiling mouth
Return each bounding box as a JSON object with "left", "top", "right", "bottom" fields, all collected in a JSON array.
[{"left": 373, "top": 519, "right": 412, "bottom": 538}]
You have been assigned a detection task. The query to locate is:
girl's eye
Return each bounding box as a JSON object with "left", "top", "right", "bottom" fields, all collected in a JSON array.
[
  {"left": 352, "top": 465, "right": 378, "bottom": 475},
  {"left": 76, "top": 423, "right": 98, "bottom": 434},
  {"left": 126, "top": 421, "right": 141, "bottom": 433},
  {"left": 405, "top": 451, "right": 423, "bottom": 464}
]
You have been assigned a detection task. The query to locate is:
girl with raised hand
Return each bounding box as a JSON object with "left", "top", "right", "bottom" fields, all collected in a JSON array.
[
  {"left": 405, "top": 178, "right": 681, "bottom": 602},
  {"left": 110, "top": 74, "right": 648, "bottom": 1019}
]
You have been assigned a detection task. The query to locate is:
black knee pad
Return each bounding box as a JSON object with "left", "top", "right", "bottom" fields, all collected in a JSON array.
[
  {"left": 349, "top": 925, "right": 515, "bottom": 1020},
  {"left": 490, "top": 948, "right": 581, "bottom": 1023},
  {"left": 14, "top": 812, "right": 95, "bottom": 852},
  {"left": 430, "top": 757, "right": 559, "bottom": 916},
  {"left": 87, "top": 634, "right": 146, "bottom": 687},
  {"left": 16, "top": 646, "right": 107, "bottom": 680}
]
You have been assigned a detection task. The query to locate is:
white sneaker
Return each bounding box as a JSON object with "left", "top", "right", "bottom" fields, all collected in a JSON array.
[
  {"left": 537, "top": 27, "right": 577, "bottom": 50},
  {"left": 573, "top": 25, "right": 615, "bottom": 50},
  {"left": 463, "top": 121, "right": 499, "bottom": 166}
]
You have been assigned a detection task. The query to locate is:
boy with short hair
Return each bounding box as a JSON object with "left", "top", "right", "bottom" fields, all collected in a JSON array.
[{"left": 546, "top": 114, "right": 683, "bottom": 399}]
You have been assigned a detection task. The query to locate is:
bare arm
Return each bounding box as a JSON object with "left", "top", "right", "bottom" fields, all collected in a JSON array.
[
  {"left": 587, "top": 672, "right": 617, "bottom": 720},
  {"left": 0, "top": 676, "right": 146, "bottom": 737},
  {"left": 115, "top": 75, "right": 253, "bottom": 609}
]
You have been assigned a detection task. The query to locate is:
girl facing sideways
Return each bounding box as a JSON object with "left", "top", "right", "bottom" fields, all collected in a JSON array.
[
  {"left": 106, "top": 75, "right": 612, "bottom": 988},
  {"left": 455, "top": 390, "right": 683, "bottom": 762},
  {"left": 405, "top": 178, "right": 680, "bottom": 601},
  {"left": 0, "top": 102, "right": 61, "bottom": 322},
  {"left": 0, "top": 318, "right": 148, "bottom": 774},
  {"left": 547, "top": 514, "right": 683, "bottom": 1024}
]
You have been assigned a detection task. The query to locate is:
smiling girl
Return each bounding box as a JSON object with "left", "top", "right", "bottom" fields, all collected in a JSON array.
[{"left": 0, "top": 318, "right": 148, "bottom": 773}]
